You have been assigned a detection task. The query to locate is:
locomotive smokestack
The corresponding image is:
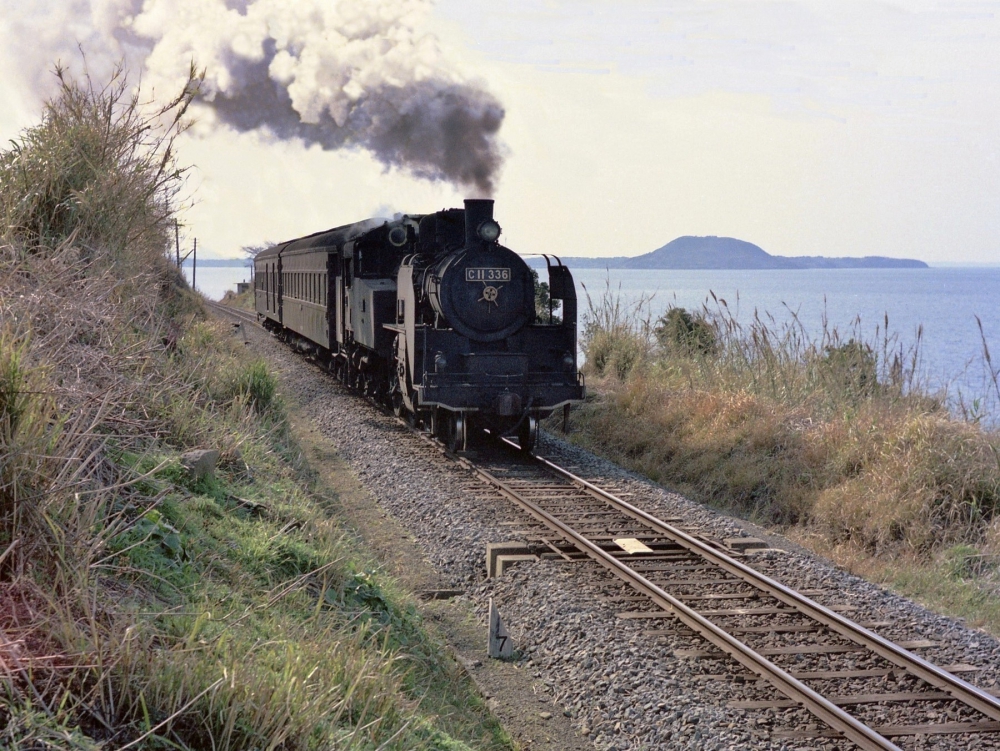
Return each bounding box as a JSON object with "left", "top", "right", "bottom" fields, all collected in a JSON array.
[{"left": 465, "top": 199, "right": 495, "bottom": 247}]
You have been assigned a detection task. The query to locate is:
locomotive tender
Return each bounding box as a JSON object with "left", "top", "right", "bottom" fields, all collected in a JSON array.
[{"left": 253, "top": 199, "right": 584, "bottom": 451}]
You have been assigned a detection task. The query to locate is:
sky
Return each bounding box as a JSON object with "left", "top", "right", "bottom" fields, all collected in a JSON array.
[{"left": 1, "top": 0, "right": 999, "bottom": 264}]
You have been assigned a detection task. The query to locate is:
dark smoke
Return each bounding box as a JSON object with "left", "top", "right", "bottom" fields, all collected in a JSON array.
[
  {"left": 209, "top": 49, "right": 504, "bottom": 195},
  {"left": 1, "top": 0, "right": 507, "bottom": 195}
]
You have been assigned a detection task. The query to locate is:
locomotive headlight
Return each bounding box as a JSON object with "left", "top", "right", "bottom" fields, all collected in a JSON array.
[
  {"left": 563, "top": 352, "right": 575, "bottom": 370},
  {"left": 388, "top": 226, "right": 408, "bottom": 247},
  {"left": 477, "top": 220, "right": 501, "bottom": 242},
  {"left": 434, "top": 353, "right": 448, "bottom": 372}
]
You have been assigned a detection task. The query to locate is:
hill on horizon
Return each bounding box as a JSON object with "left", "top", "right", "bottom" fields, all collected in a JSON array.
[{"left": 525, "top": 235, "right": 928, "bottom": 270}]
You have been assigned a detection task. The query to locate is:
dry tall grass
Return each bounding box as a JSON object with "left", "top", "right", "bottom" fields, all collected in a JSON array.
[
  {"left": 0, "top": 66, "right": 504, "bottom": 749},
  {"left": 574, "top": 282, "right": 1000, "bottom": 563}
]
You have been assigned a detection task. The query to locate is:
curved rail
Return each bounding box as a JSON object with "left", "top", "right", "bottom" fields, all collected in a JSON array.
[
  {"left": 476, "top": 443, "right": 901, "bottom": 751},
  {"left": 521, "top": 443, "right": 1000, "bottom": 725},
  {"left": 211, "top": 300, "right": 999, "bottom": 747}
]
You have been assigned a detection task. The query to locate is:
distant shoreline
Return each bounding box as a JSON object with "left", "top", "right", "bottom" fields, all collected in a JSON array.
[
  {"left": 525, "top": 235, "right": 928, "bottom": 270},
  {"left": 180, "top": 258, "right": 251, "bottom": 268}
]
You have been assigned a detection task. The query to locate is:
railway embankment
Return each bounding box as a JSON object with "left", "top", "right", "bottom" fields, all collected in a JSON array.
[
  {"left": 0, "top": 69, "right": 511, "bottom": 749},
  {"left": 218, "top": 296, "right": 1000, "bottom": 750},
  {"left": 564, "top": 280, "right": 1000, "bottom": 635}
]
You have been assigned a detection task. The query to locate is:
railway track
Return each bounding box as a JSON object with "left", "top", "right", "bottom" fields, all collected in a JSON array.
[
  {"left": 211, "top": 300, "right": 1000, "bottom": 749},
  {"left": 455, "top": 442, "right": 1000, "bottom": 749}
]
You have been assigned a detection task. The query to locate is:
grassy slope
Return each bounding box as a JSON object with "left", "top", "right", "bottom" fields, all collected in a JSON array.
[
  {"left": 0, "top": 68, "right": 512, "bottom": 749},
  {"left": 565, "top": 285, "right": 1000, "bottom": 635}
]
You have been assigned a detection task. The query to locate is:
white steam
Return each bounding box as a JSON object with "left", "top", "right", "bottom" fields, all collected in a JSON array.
[{"left": 2, "top": 0, "right": 505, "bottom": 194}]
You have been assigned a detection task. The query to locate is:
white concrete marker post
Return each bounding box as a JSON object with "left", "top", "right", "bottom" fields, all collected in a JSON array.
[{"left": 487, "top": 598, "right": 514, "bottom": 659}]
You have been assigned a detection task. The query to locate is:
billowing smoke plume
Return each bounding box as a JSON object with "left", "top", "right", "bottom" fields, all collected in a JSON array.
[{"left": 1, "top": 0, "right": 505, "bottom": 194}]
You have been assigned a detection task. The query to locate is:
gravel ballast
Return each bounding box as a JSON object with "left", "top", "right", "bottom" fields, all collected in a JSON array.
[{"left": 230, "top": 313, "right": 1000, "bottom": 751}]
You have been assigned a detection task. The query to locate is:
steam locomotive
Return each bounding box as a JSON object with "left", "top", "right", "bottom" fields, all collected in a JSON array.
[{"left": 253, "top": 199, "right": 584, "bottom": 451}]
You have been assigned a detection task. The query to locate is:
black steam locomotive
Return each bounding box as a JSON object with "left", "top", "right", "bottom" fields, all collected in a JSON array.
[{"left": 253, "top": 199, "right": 584, "bottom": 451}]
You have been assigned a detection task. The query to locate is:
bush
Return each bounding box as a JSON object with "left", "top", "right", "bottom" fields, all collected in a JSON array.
[
  {"left": 812, "top": 339, "right": 878, "bottom": 401},
  {"left": 0, "top": 61, "right": 201, "bottom": 276},
  {"left": 655, "top": 307, "right": 716, "bottom": 356},
  {"left": 0, "top": 331, "right": 52, "bottom": 554}
]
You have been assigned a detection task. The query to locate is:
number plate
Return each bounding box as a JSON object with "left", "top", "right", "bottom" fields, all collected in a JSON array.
[{"left": 466, "top": 267, "right": 511, "bottom": 282}]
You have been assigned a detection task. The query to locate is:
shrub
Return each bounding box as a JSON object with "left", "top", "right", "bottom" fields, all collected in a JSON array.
[
  {"left": 655, "top": 306, "right": 716, "bottom": 356},
  {"left": 812, "top": 339, "right": 878, "bottom": 401},
  {"left": 0, "top": 60, "right": 201, "bottom": 276}
]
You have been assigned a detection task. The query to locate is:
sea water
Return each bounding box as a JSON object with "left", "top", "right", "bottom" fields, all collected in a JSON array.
[
  {"left": 571, "top": 267, "right": 1000, "bottom": 403},
  {"left": 187, "top": 264, "right": 1000, "bottom": 404}
]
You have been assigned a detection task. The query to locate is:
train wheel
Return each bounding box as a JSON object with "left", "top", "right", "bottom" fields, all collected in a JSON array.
[
  {"left": 430, "top": 408, "right": 443, "bottom": 441},
  {"left": 448, "top": 411, "right": 468, "bottom": 453},
  {"left": 517, "top": 415, "right": 538, "bottom": 453}
]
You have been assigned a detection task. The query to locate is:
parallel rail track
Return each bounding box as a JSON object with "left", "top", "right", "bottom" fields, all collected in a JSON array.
[
  {"left": 463, "top": 445, "right": 1000, "bottom": 749},
  {"left": 212, "top": 300, "right": 1000, "bottom": 749}
]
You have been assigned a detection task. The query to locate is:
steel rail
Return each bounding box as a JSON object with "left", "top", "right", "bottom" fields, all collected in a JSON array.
[
  {"left": 211, "top": 301, "right": 988, "bottom": 743},
  {"left": 209, "top": 302, "right": 258, "bottom": 324},
  {"left": 474, "top": 451, "right": 901, "bottom": 751},
  {"left": 520, "top": 443, "right": 1000, "bottom": 725}
]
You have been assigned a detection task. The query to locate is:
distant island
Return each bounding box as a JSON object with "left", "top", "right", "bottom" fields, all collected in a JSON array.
[{"left": 526, "top": 236, "right": 928, "bottom": 270}]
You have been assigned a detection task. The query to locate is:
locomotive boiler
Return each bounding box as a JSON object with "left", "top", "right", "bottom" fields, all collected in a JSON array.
[{"left": 253, "top": 199, "right": 584, "bottom": 451}]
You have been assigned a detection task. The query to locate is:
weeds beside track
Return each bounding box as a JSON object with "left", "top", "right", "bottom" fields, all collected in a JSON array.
[
  {"left": 0, "top": 65, "right": 511, "bottom": 750},
  {"left": 563, "top": 278, "right": 1000, "bottom": 635}
]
